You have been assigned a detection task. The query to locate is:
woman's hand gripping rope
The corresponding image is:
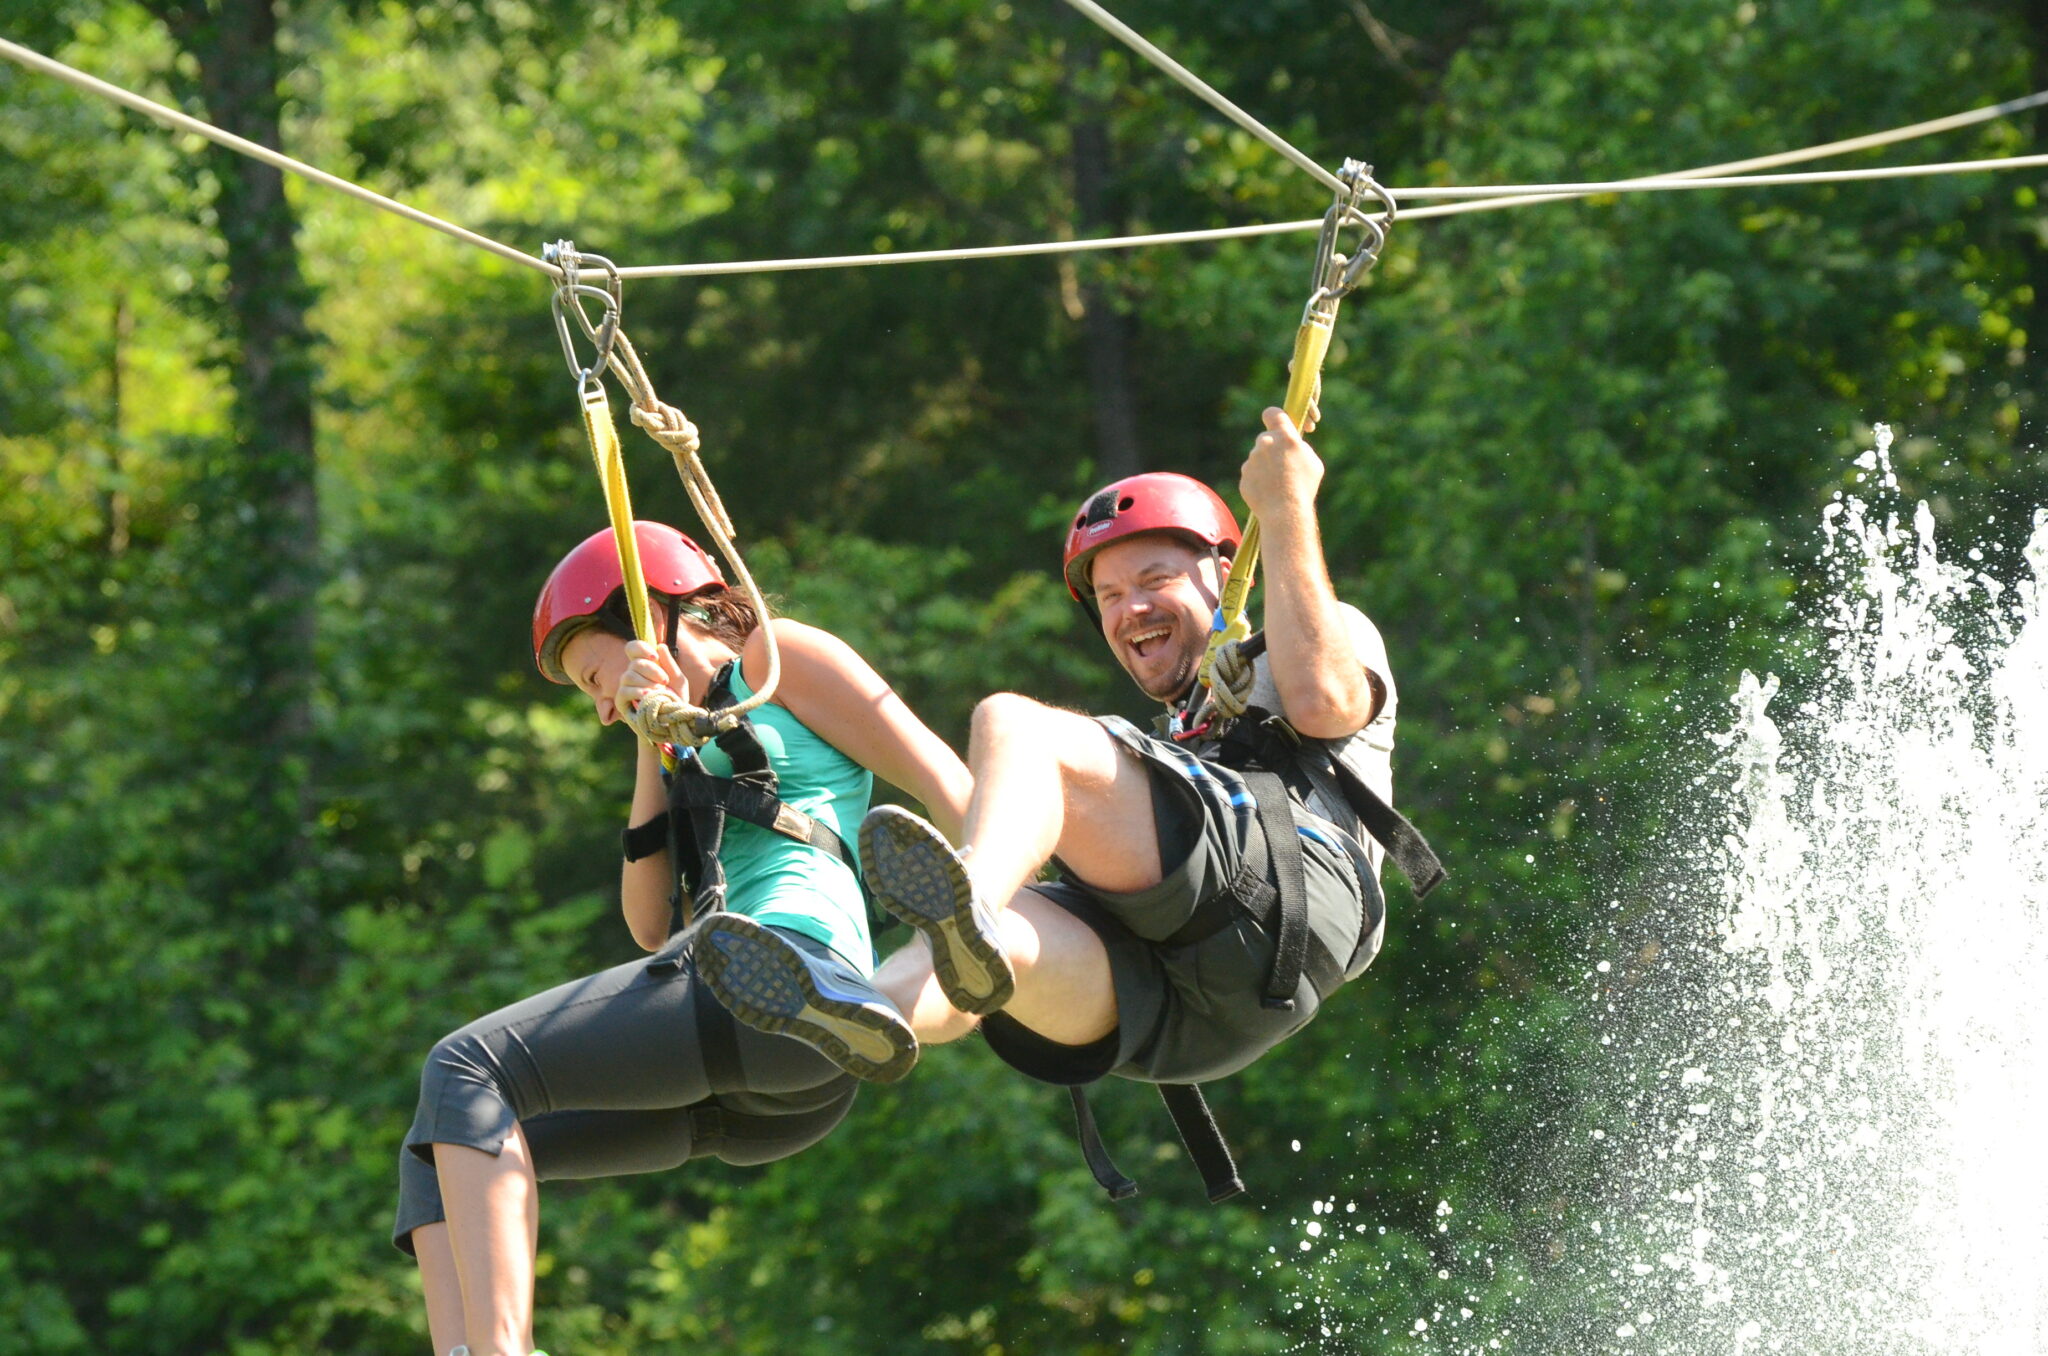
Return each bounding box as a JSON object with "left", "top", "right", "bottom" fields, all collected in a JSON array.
[{"left": 616, "top": 640, "right": 696, "bottom": 748}]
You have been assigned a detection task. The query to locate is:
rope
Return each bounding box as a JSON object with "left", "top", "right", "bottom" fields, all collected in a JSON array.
[
  {"left": 1057, "top": 0, "right": 1344, "bottom": 195},
  {"left": 609, "top": 328, "right": 784, "bottom": 738}
]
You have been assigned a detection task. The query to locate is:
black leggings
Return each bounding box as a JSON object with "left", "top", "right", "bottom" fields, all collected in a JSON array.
[{"left": 393, "top": 927, "right": 857, "bottom": 1253}]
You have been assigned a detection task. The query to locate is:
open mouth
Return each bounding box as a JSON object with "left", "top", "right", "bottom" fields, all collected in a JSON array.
[{"left": 1125, "top": 625, "right": 1173, "bottom": 661}]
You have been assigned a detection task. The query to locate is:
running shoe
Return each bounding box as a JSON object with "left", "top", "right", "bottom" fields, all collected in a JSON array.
[
  {"left": 858, "top": 805, "right": 1016, "bottom": 1016},
  {"left": 694, "top": 912, "right": 918, "bottom": 1084}
]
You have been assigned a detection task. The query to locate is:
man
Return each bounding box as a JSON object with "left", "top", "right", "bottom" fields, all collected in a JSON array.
[{"left": 694, "top": 406, "right": 1439, "bottom": 1197}]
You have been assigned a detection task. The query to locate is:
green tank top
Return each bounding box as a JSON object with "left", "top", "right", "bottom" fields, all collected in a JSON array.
[{"left": 687, "top": 665, "right": 876, "bottom": 974}]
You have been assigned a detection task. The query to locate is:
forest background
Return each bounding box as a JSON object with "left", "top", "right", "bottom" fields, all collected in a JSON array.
[{"left": 4, "top": 0, "right": 2046, "bottom": 1351}]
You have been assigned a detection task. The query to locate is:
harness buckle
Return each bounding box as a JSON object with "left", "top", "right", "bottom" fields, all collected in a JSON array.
[{"left": 772, "top": 803, "right": 815, "bottom": 843}]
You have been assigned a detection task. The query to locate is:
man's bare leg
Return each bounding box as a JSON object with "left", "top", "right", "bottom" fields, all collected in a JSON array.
[
  {"left": 958, "top": 694, "right": 1164, "bottom": 904},
  {"left": 871, "top": 694, "right": 1157, "bottom": 1050},
  {"left": 876, "top": 887, "right": 1118, "bottom": 1047}
]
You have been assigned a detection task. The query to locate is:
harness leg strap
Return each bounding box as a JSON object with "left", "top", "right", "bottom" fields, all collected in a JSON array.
[
  {"left": 1069, "top": 1087, "right": 1139, "bottom": 1201},
  {"left": 689, "top": 961, "right": 747, "bottom": 1095},
  {"left": 1158, "top": 1083, "right": 1245, "bottom": 1203},
  {"left": 1240, "top": 768, "right": 1308, "bottom": 1011}
]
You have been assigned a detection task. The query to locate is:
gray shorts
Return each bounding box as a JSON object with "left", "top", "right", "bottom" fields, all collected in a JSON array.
[
  {"left": 980, "top": 717, "right": 1385, "bottom": 1087},
  {"left": 393, "top": 927, "right": 857, "bottom": 1253}
]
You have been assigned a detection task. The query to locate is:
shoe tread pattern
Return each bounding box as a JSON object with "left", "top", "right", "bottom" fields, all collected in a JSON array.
[
  {"left": 860, "top": 807, "right": 1016, "bottom": 1016},
  {"left": 696, "top": 914, "right": 916, "bottom": 1083}
]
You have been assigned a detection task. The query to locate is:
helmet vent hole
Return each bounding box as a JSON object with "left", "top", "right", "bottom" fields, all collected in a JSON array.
[{"left": 1117, "top": 495, "right": 1135, "bottom": 511}]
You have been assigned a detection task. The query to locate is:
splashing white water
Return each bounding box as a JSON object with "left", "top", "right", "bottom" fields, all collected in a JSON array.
[
  {"left": 1625, "top": 427, "right": 2048, "bottom": 1354},
  {"left": 1273, "top": 426, "right": 2048, "bottom": 1353}
]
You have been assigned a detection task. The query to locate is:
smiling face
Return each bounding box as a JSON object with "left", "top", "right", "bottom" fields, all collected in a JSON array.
[
  {"left": 560, "top": 626, "right": 634, "bottom": 726},
  {"left": 1087, "top": 533, "right": 1227, "bottom": 703}
]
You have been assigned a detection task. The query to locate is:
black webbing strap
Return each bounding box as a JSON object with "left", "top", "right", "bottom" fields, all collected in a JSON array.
[
  {"left": 1158, "top": 1083, "right": 1245, "bottom": 1203},
  {"left": 1067, "top": 1085, "right": 1245, "bottom": 1203},
  {"left": 1201, "top": 631, "right": 1446, "bottom": 900},
  {"left": 655, "top": 663, "right": 760, "bottom": 932},
  {"left": 667, "top": 777, "right": 859, "bottom": 873},
  {"left": 1069, "top": 1088, "right": 1139, "bottom": 1200},
  {"left": 1239, "top": 767, "right": 1308, "bottom": 1012},
  {"left": 1219, "top": 712, "right": 1446, "bottom": 901},
  {"left": 676, "top": 769, "right": 731, "bottom": 918},
  {"left": 689, "top": 962, "right": 747, "bottom": 1094},
  {"left": 622, "top": 814, "right": 668, "bottom": 862},
  {"left": 705, "top": 662, "right": 772, "bottom": 778},
  {"left": 1326, "top": 756, "right": 1446, "bottom": 898},
  {"left": 1159, "top": 852, "right": 1269, "bottom": 951}
]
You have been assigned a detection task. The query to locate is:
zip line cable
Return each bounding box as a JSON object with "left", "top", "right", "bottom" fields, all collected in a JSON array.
[
  {"left": 614, "top": 149, "right": 2048, "bottom": 277},
  {"left": 0, "top": 34, "right": 556, "bottom": 279},
  {"left": 1051, "top": 4, "right": 2048, "bottom": 223},
  {"left": 6, "top": 32, "right": 2048, "bottom": 278},
  {"left": 1397, "top": 152, "right": 2048, "bottom": 201},
  {"left": 1397, "top": 87, "right": 2048, "bottom": 223},
  {"left": 614, "top": 87, "right": 2048, "bottom": 276},
  {"left": 1057, "top": 0, "right": 1345, "bottom": 195}
]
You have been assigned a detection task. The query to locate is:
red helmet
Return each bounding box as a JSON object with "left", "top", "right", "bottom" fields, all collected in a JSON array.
[
  {"left": 532, "top": 521, "right": 725, "bottom": 683},
  {"left": 1061, "top": 472, "right": 1241, "bottom": 619}
]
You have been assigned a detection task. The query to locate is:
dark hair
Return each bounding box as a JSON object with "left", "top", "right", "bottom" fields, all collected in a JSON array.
[{"left": 594, "top": 584, "right": 762, "bottom": 652}]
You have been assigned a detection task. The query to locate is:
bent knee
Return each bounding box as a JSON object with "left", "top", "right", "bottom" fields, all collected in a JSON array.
[
  {"left": 971, "top": 690, "right": 1056, "bottom": 735},
  {"left": 419, "top": 1028, "right": 505, "bottom": 1105},
  {"left": 971, "top": 692, "right": 1107, "bottom": 759}
]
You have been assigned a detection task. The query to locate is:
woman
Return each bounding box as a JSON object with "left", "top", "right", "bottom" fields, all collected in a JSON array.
[{"left": 395, "top": 521, "right": 971, "bottom": 1356}]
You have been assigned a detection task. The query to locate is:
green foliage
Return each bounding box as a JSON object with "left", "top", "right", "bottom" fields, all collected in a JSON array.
[{"left": 4, "top": 0, "right": 2046, "bottom": 1351}]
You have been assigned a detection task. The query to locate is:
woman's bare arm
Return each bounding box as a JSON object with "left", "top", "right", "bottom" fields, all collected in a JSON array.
[{"left": 745, "top": 619, "right": 973, "bottom": 841}]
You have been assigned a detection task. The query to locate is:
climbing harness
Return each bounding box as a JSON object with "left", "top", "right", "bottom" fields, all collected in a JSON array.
[
  {"left": 1068, "top": 630, "right": 1446, "bottom": 1204},
  {"left": 543, "top": 239, "right": 782, "bottom": 751},
  {"left": 617, "top": 662, "right": 865, "bottom": 944},
  {"left": 1190, "top": 161, "right": 1396, "bottom": 728}
]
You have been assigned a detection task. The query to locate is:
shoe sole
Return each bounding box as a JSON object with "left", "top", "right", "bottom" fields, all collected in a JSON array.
[
  {"left": 860, "top": 807, "right": 1015, "bottom": 1017},
  {"left": 695, "top": 913, "right": 917, "bottom": 1084}
]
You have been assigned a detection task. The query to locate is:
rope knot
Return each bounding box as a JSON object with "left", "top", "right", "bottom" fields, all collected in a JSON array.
[
  {"left": 629, "top": 400, "right": 701, "bottom": 456},
  {"left": 627, "top": 689, "right": 739, "bottom": 749}
]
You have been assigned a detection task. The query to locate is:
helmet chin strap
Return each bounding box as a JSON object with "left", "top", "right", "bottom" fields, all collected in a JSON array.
[{"left": 661, "top": 597, "right": 717, "bottom": 655}]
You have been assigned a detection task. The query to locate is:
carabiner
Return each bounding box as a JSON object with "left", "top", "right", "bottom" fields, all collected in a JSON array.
[
  {"left": 1330, "top": 163, "right": 1397, "bottom": 298},
  {"left": 1303, "top": 160, "right": 1395, "bottom": 325},
  {"left": 544, "top": 239, "right": 625, "bottom": 387}
]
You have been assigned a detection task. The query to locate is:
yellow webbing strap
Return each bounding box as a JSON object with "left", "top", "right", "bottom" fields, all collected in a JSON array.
[
  {"left": 1204, "top": 319, "right": 1330, "bottom": 662},
  {"left": 582, "top": 381, "right": 654, "bottom": 647},
  {"left": 577, "top": 379, "right": 678, "bottom": 769}
]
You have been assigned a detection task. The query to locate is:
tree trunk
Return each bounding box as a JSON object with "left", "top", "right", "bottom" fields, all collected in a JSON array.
[
  {"left": 144, "top": 0, "right": 320, "bottom": 874},
  {"left": 105, "top": 293, "right": 131, "bottom": 558},
  {"left": 1067, "top": 31, "right": 1143, "bottom": 481}
]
